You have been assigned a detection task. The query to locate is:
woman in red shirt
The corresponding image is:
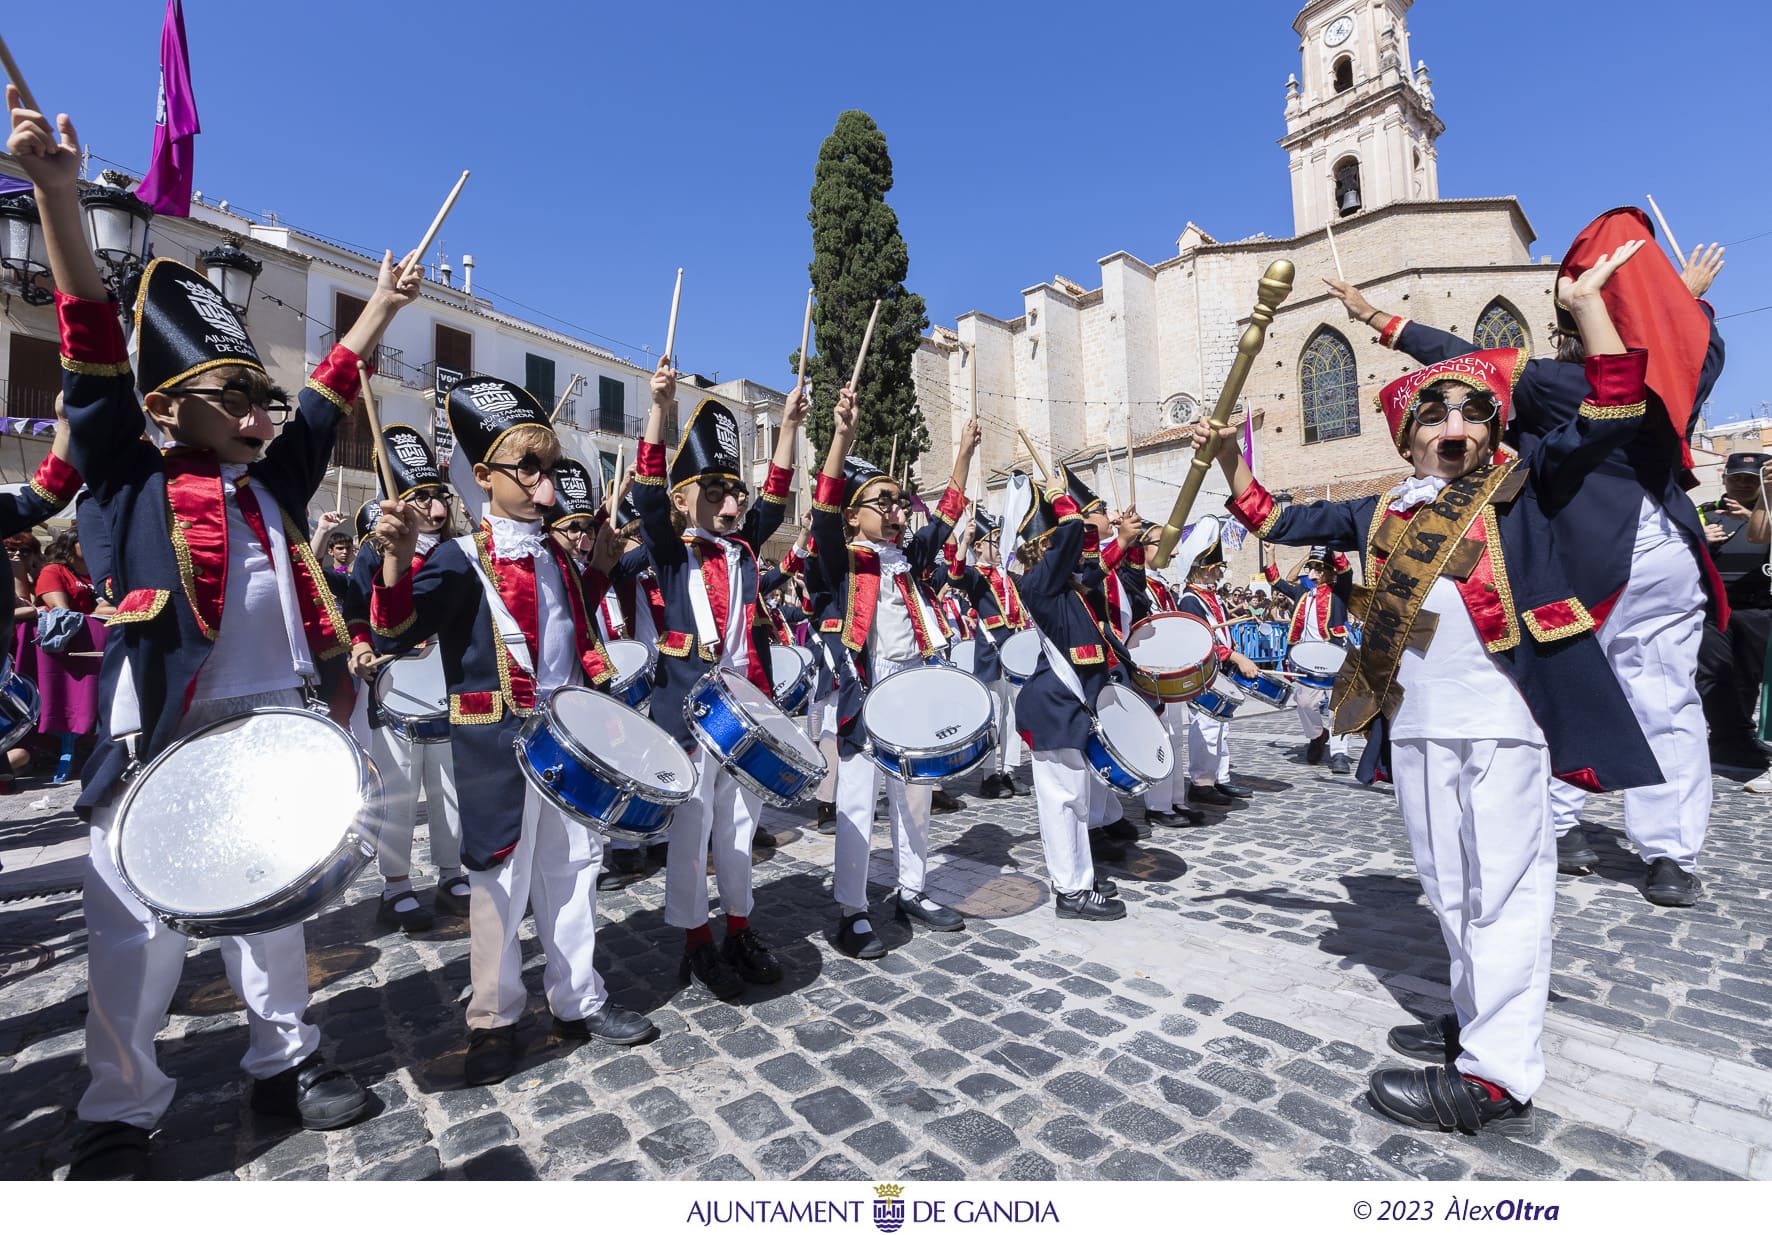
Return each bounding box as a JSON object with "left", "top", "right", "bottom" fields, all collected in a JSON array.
[{"left": 34, "top": 529, "right": 100, "bottom": 615}]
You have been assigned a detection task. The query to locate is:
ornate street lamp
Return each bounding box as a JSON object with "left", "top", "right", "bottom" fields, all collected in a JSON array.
[
  {"left": 0, "top": 192, "right": 52, "bottom": 306},
  {"left": 78, "top": 171, "right": 153, "bottom": 296},
  {"left": 200, "top": 240, "right": 263, "bottom": 317}
]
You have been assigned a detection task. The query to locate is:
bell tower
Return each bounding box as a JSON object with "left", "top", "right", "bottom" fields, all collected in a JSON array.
[{"left": 1280, "top": 0, "right": 1444, "bottom": 237}]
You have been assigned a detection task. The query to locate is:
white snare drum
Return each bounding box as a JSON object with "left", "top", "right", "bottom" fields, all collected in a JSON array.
[
  {"left": 516, "top": 686, "right": 693, "bottom": 841},
  {"left": 1086, "top": 683, "right": 1172, "bottom": 794},
  {"left": 999, "top": 629, "right": 1042, "bottom": 685},
  {"left": 605, "top": 639, "right": 654, "bottom": 711},
  {"left": 863, "top": 665, "right": 995, "bottom": 783},
  {"left": 767, "top": 644, "right": 816, "bottom": 716},
  {"left": 1125, "top": 612, "right": 1218, "bottom": 705},
  {"left": 111, "top": 708, "right": 384, "bottom": 938},
  {"left": 373, "top": 642, "right": 449, "bottom": 743},
  {"left": 1191, "top": 675, "right": 1247, "bottom": 720},
  {"left": 686, "top": 668, "right": 828, "bottom": 806},
  {"left": 1288, "top": 641, "right": 1347, "bottom": 691},
  {"left": 948, "top": 638, "right": 978, "bottom": 676}
]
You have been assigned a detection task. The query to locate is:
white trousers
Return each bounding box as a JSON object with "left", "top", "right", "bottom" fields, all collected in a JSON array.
[
  {"left": 1393, "top": 737, "right": 1556, "bottom": 1103},
  {"left": 1144, "top": 706, "right": 1190, "bottom": 812},
  {"left": 1188, "top": 710, "right": 1233, "bottom": 784},
  {"left": 834, "top": 749, "right": 930, "bottom": 911},
  {"left": 1548, "top": 508, "right": 1709, "bottom": 868},
  {"left": 990, "top": 677, "right": 1025, "bottom": 775},
  {"left": 664, "top": 746, "right": 762, "bottom": 929},
  {"left": 807, "top": 691, "right": 839, "bottom": 803},
  {"left": 1295, "top": 685, "right": 1350, "bottom": 756},
  {"left": 467, "top": 785, "right": 606, "bottom": 1028},
  {"left": 79, "top": 690, "right": 320, "bottom": 1130},
  {"left": 372, "top": 727, "right": 462, "bottom": 881},
  {"left": 1030, "top": 749, "right": 1097, "bottom": 895}
]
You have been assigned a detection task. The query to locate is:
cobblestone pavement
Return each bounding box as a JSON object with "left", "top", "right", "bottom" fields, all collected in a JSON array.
[{"left": 2, "top": 710, "right": 1770, "bottom": 1181}]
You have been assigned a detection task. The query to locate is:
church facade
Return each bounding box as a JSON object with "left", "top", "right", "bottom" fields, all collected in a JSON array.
[{"left": 912, "top": 0, "right": 1558, "bottom": 582}]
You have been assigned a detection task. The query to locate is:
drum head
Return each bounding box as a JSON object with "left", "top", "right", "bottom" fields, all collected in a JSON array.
[
  {"left": 374, "top": 642, "right": 448, "bottom": 718},
  {"left": 116, "top": 711, "right": 369, "bottom": 916},
  {"left": 768, "top": 644, "right": 814, "bottom": 692},
  {"left": 719, "top": 668, "right": 821, "bottom": 762},
  {"left": 549, "top": 687, "right": 693, "bottom": 794},
  {"left": 865, "top": 666, "right": 991, "bottom": 751},
  {"left": 949, "top": 639, "right": 978, "bottom": 676},
  {"left": 1126, "top": 613, "right": 1215, "bottom": 670},
  {"left": 605, "top": 639, "right": 652, "bottom": 687},
  {"left": 1093, "top": 683, "right": 1171, "bottom": 778},
  {"left": 1290, "top": 642, "right": 1347, "bottom": 676},
  {"left": 999, "top": 629, "right": 1043, "bottom": 678}
]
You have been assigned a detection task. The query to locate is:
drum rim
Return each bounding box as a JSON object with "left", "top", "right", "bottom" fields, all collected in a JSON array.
[
  {"left": 110, "top": 707, "right": 379, "bottom": 927},
  {"left": 861, "top": 665, "right": 993, "bottom": 760},
  {"left": 691, "top": 667, "right": 826, "bottom": 781},
  {"left": 373, "top": 642, "right": 448, "bottom": 722},
  {"left": 530, "top": 685, "right": 695, "bottom": 805},
  {"left": 1089, "top": 684, "right": 1168, "bottom": 789},
  {"left": 1288, "top": 643, "right": 1347, "bottom": 671}
]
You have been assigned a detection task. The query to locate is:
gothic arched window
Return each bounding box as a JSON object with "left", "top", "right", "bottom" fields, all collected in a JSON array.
[
  {"left": 1301, "top": 328, "right": 1361, "bottom": 444},
  {"left": 1473, "top": 299, "right": 1530, "bottom": 351}
]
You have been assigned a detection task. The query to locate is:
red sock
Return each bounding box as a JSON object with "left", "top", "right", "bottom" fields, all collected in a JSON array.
[
  {"left": 686, "top": 924, "right": 713, "bottom": 951},
  {"left": 1463, "top": 1073, "right": 1508, "bottom": 1103},
  {"left": 726, "top": 914, "right": 749, "bottom": 933}
]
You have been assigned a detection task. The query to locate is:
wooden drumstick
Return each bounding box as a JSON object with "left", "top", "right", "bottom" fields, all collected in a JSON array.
[
  {"left": 1645, "top": 194, "right": 1687, "bottom": 269},
  {"left": 399, "top": 170, "right": 470, "bottom": 283},
  {"left": 1016, "top": 427, "right": 1051, "bottom": 484},
  {"left": 604, "top": 444, "right": 625, "bottom": 521},
  {"left": 663, "top": 267, "right": 683, "bottom": 369},
  {"left": 849, "top": 299, "right": 881, "bottom": 391},
  {"left": 1324, "top": 218, "right": 1346, "bottom": 282},
  {"left": 796, "top": 288, "right": 813, "bottom": 388},
  {"left": 356, "top": 362, "right": 400, "bottom": 503},
  {"left": 0, "top": 34, "right": 41, "bottom": 116},
  {"left": 888, "top": 433, "right": 898, "bottom": 480},
  {"left": 334, "top": 464, "right": 344, "bottom": 515},
  {"left": 551, "top": 373, "right": 582, "bottom": 422},
  {"left": 1105, "top": 442, "right": 1123, "bottom": 511}
]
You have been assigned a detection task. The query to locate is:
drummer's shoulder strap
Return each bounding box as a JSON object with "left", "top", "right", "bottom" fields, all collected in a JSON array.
[{"left": 453, "top": 533, "right": 536, "bottom": 679}]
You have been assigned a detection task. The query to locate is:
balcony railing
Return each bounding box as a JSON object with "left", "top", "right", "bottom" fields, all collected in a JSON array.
[
  {"left": 0, "top": 380, "right": 58, "bottom": 421},
  {"left": 320, "top": 334, "right": 419, "bottom": 388}
]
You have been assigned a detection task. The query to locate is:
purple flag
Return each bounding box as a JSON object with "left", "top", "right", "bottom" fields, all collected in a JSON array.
[
  {"left": 0, "top": 174, "right": 30, "bottom": 197},
  {"left": 135, "top": 0, "right": 199, "bottom": 217}
]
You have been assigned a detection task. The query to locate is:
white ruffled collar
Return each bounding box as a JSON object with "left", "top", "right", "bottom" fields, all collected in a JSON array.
[
  {"left": 486, "top": 515, "right": 547, "bottom": 559},
  {"left": 1387, "top": 474, "right": 1450, "bottom": 513}
]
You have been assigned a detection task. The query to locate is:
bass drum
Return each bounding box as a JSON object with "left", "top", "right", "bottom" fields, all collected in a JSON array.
[{"left": 110, "top": 708, "right": 384, "bottom": 938}]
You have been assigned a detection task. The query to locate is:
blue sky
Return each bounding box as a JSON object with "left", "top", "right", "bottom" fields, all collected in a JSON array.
[{"left": 8, "top": 1, "right": 1769, "bottom": 421}]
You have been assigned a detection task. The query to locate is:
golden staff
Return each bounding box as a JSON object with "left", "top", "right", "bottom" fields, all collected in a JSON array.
[{"left": 1150, "top": 259, "right": 1294, "bottom": 568}]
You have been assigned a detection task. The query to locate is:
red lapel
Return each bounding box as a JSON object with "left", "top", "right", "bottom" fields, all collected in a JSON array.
[{"left": 162, "top": 450, "right": 227, "bottom": 639}]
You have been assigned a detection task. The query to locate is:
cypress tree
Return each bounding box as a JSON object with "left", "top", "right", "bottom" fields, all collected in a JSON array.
[{"left": 797, "top": 110, "right": 931, "bottom": 481}]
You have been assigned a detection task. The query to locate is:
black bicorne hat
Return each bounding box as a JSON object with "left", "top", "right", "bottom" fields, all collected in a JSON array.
[
  {"left": 376, "top": 424, "right": 443, "bottom": 500},
  {"left": 132, "top": 258, "right": 266, "bottom": 393},
  {"left": 1302, "top": 545, "right": 1331, "bottom": 571},
  {"left": 1057, "top": 463, "right": 1103, "bottom": 514},
  {"left": 973, "top": 508, "right": 1001, "bottom": 541},
  {"left": 840, "top": 456, "right": 894, "bottom": 510},
  {"left": 1725, "top": 452, "right": 1771, "bottom": 478},
  {"left": 447, "top": 377, "right": 553, "bottom": 466},
  {"left": 669, "top": 397, "right": 743, "bottom": 492},
  {"left": 546, "top": 458, "right": 599, "bottom": 523},
  {"left": 1016, "top": 486, "right": 1062, "bottom": 545},
  {"left": 617, "top": 491, "right": 640, "bottom": 529},
  {"left": 1192, "top": 536, "right": 1225, "bottom": 570},
  {"left": 354, "top": 497, "right": 384, "bottom": 543}
]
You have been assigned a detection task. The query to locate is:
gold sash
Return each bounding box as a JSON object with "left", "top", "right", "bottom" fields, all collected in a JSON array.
[{"left": 1331, "top": 461, "right": 1519, "bottom": 735}]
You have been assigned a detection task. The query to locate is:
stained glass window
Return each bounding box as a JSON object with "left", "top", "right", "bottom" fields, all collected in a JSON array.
[
  {"left": 1301, "top": 328, "right": 1360, "bottom": 444},
  {"left": 1473, "top": 300, "right": 1529, "bottom": 350}
]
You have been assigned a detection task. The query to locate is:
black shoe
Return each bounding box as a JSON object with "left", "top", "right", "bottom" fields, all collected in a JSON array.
[
  {"left": 433, "top": 877, "right": 471, "bottom": 918},
  {"left": 895, "top": 890, "right": 964, "bottom": 932},
  {"left": 462, "top": 1026, "right": 520, "bottom": 1087},
  {"left": 1088, "top": 831, "right": 1126, "bottom": 863},
  {"left": 1643, "top": 857, "right": 1701, "bottom": 908},
  {"left": 555, "top": 1003, "right": 656, "bottom": 1046},
  {"left": 1386, "top": 1013, "right": 1460, "bottom": 1064},
  {"left": 647, "top": 841, "right": 670, "bottom": 864},
  {"left": 1103, "top": 817, "right": 1142, "bottom": 843},
  {"left": 250, "top": 1053, "right": 371, "bottom": 1128},
  {"left": 835, "top": 911, "right": 887, "bottom": 960},
  {"left": 1306, "top": 732, "right": 1328, "bottom": 765},
  {"left": 752, "top": 828, "right": 778, "bottom": 850},
  {"left": 595, "top": 867, "right": 628, "bottom": 893},
  {"left": 1008, "top": 772, "right": 1031, "bottom": 797},
  {"left": 613, "top": 848, "right": 645, "bottom": 875},
  {"left": 1215, "top": 781, "right": 1254, "bottom": 799},
  {"left": 979, "top": 773, "right": 1011, "bottom": 800},
  {"left": 1094, "top": 876, "right": 1119, "bottom": 898},
  {"left": 680, "top": 940, "right": 745, "bottom": 999},
  {"left": 1187, "top": 783, "right": 1234, "bottom": 807},
  {"left": 1150, "top": 805, "right": 1209, "bottom": 828},
  {"left": 1329, "top": 753, "right": 1352, "bottom": 775},
  {"left": 1708, "top": 740, "right": 1770, "bottom": 771},
  {"left": 66, "top": 1120, "right": 151, "bottom": 1181},
  {"left": 1556, "top": 829, "right": 1597, "bottom": 876},
  {"left": 722, "top": 926, "right": 785, "bottom": 983},
  {"left": 1367, "top": 1065, "right": 1533, "bottom": 1136},
  {"left": 815, "top": 800, "right": 837, "bottom": 835},
  {"left": 377, "top": 888, "right": 435, "bottom": 934},
  {"left": 930, "top": 787, "right": 964, "bottom": 813},
  {"left": 1055, "top": 887, "right": 1127, "bottom": 921}
]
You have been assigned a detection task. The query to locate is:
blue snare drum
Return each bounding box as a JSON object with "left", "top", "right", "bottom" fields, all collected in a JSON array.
[
  {"left": 516, "top": 686, "right": 694, "bottom": 842},
  {"left": 605, "top": 639, "right": 654, "bottom": 711},
  {"left": 767, "top": 644, "right": 816, "bottom": 716},
  {"left": 1191, "top": 676, "right": 1247, "bottom": 720},
  {"left": 0, "top": 660, "right": 41, "bottom": 753},
  {"left": 373, "top": 643, "right": 450, "bottom": 743},
  {"left": 1086, "top": 683, "right": 1171, "bottom": 795},
  {"left": 685, "top": 668, "right": 827, "bottom": 807},
  {"left": 1287, "top": 642, "right": 1346, "bottom": 691},
  {"left": 1230, "top": 666, "right": 1294, "bottom": 709},
  {"left": 863, "top": 664, "right": 995, "bottom": 784},
  {"left": 999, "top": 629, "right": 1042, "bottom": 686}
]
